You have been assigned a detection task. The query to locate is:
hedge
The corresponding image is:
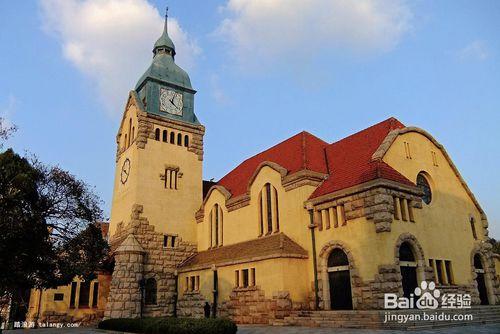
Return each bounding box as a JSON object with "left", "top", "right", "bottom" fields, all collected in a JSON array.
[{"left": 98, "top": 317, "right": 237, "bottom": 334}]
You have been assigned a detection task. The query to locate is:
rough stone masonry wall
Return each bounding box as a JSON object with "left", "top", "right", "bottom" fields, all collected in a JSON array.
[
  {"left": 177, "top": 292, "right": 208, "bottom": 318},
  {"left": 105, "top": 204, "right": 197, "bottom": 319},
  {"left": 38, "top": 310, "right": 104, "bottom": 327},
  {"left": 218, "top": 287, "right": 295, "bottom": 325}
]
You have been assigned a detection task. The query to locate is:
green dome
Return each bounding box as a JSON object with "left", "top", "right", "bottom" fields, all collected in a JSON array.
[
  {"left": 135, "top": 52, "right": 192, "bottom": 90},
  {"left": 153, "top": 32, "right": 176, "bottom": 55}
]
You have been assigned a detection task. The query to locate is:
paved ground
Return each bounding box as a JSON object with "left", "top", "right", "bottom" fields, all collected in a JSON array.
[{"left": 3, "top": 323, "right": 500, "bottom": 334}]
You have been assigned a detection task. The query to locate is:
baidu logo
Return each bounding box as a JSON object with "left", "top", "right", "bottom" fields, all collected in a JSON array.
[{"left": 384, "top": 281, "right": 471, "bottom": 310}]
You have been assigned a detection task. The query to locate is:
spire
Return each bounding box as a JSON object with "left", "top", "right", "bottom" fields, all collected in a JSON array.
[
  {"left": 153, "top": 5, "right": 176, "bottom": 57},
  {"left": 164, "top": 6, "right": 168, "bottom": 34}
]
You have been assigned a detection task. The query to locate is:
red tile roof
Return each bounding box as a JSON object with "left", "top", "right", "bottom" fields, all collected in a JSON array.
[
  {"left": 310, "top": 117, "right": 414, "bottom": 198},
  {"left": 217, "top": 131, "right": 329, "bottom": 198},
  {"left": 215, "top": 117, "right": 414, "bottom": 201}
]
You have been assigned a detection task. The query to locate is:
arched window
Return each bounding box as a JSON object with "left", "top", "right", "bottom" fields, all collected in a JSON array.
[
  {"left": 162, "top": 130, "right": 168, "bottom": 142},
  {"left": 144, "top": 278, "right": 157, "bottom": 305},
  {"left": 155, "top": 128, "right": 160, "bottom": 141},
  {"left": 417, "top": 172, "right": 432, "bottom": 204},
  {"left": 209, "top": 204, "right": 223, "bottom": 248},
  {"left": 170, "top": 132, "right": 175, "bottom": 144},
  {"left": 327, "top": 248, "right": 352, "bottom": 310},
  {"left": 124, "top": 134, "right": 128, "bottom": 149},
  {"left": 474, "top": 254, "right": 483, "bottom": 270},
  {"left": 184, "top": 135, "right": 189, "bottom": 147},
  {"left": 258, "top": 183, "right": 279, "bottom": 236},
  {"left": 131, "top": 127, "right": 135, "bottom": 141},
  {"left": 328, "top": 248, "right": 349, "bottom": 267},
  {"left": 399, "top": 242, "right": 415, "bottom": 262},
  {"left": 470, "top": 217, "right": 478, "bottom": 240},
  {"left": 177, "top": 133, "right": 182, "bottom": 146}
]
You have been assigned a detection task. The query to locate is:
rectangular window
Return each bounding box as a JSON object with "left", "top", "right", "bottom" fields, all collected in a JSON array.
[
  {"left": 340, "top": 205, "right": 346, "bottom": 226},
  {"left": 400, "top": 198, "right": 408, "bottom": 221},
  {"left": 436, "top": 260, "right": 444, "bottom": 284},
  {"left": 404, "top": 142, "right": 412, "bottom": 159},
  {"left": 54, "top": 293, "right": 64, "bottom": 301},
  {"left": 185, "top": 277, "right": 189, "bottom": 292},
  {"left": 428, "top": 259, "right": 436, "bottom": 283},
  {"left": 92, "top": 282, "right": 99, "bottom": 308},
  {"left": 393, "top": 197, "right": 400, "bottom": 220},
  {"left": 408, "top": 202, "right": 415, "bottom": 222},
  {"left": 251, "top": 268, "right": 256, "bottom": 287},
  {"left": 445, "top": 261, "right": 454, "bottom": 285},
  {"left": 322, "top": 209, "right": 330, "bottom": 230},
  {"left": 315, "top": 210, "right": 323, "bottom": 231},
  {"left": 163, "top": 235, "right": 168, "bottom": 248},
  {"left": 79, "top": 281, "right": 91, "bottom": 308},
  {"left": 235, "top": 270, "right": 239, "bottom": 287},
  {"left": 70, "top": 282, "right": 77, "bottom": 309},
  {"left": 242, "top": 269, "right": 249, "bottom": 288},
  {"left": 470, "top": 218, "right": 478, "bottom": 240},
  {"left": 171, "top": 236, "right": 176, "bottom": 247},
  {"left": 190, "top": 276, "right": 195, "bottom": 292},
  {"left": 431, "top": 151, "right": 438, "bottom": 167},
  {"left": 195, "top": 276, "right": 200, "bottom": 291}
]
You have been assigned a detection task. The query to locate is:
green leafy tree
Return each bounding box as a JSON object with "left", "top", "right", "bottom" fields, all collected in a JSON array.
[{"left": 0, "top": 147, "right": 108, "bottom": 325}]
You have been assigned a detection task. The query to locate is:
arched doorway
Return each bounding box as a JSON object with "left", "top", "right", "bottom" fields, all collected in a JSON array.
[
  {"left": 327, "top": 248, "right": 353, "bottom": 310},
  {"left": 399, "top": 242, "right": 418, "bottom": 299},
  {"left": 473, "top": 254, "right": 489, "bottom": 305}
]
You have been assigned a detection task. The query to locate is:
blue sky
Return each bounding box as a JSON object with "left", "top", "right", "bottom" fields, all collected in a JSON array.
[{"left": 1, "top": 0, "right": 499, "bottom": 237}]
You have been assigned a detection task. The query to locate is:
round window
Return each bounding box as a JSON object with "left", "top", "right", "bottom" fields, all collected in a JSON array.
[{"left": 417, "top": 173, "right": 432, "bottom": 204}]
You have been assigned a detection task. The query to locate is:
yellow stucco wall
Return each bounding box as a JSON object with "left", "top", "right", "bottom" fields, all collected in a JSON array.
[
  {"left": 179, "top": 257, "right": 310, "bottom": 304},
  {"left": 383, "top": 131, "right": 484, "bottom": 284},
  {"left": 109, "top": 101, "right": 202, "bottom": 242},
  {"left": 190, "top": 129, "right": 488, "bottom": 307},
  {"left": 26, "top": 274, "right": 111, "bottom": 322}
]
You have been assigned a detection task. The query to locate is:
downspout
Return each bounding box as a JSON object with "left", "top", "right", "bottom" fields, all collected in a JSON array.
[
  {"left": 173, "top": 271, "right": 178, "bottom": 318},
  {"left": 308, "top": 208, "right": 319, "bottom": 310}
]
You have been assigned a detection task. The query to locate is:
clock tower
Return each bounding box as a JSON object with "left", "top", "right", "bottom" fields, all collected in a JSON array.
[{"left": 106, "top": 10, "right": 204, "bottom": 319}]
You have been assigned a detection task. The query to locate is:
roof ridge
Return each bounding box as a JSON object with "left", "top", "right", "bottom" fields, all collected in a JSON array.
[{"left": 330, "top": 117, "right": 404, "bottom": 146}]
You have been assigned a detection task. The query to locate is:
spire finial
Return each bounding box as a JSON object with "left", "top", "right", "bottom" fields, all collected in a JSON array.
[{"left": 164, "top": 6, "right": 169, "bottom": 33}]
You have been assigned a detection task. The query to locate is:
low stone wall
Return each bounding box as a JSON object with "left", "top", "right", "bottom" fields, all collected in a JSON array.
[
  {"left": 219, "top": 287, "right": 294, "bottom": 324},
  {"left": 39, "top": 310, "right": 104, "bottom": 326},
  {"left": 177, "top": 292, "right": 207, "bottom": 318}
]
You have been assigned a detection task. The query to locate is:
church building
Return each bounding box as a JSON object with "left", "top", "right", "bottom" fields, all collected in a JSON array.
[{"left": 23, "top": 12, "right": 499, "bottom": 327}]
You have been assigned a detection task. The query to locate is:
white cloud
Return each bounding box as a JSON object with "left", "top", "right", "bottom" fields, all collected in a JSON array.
[
  {"left": 216, "top": 0, "right": 412, "bottom": 69},
  {"left": 458, "top": 40, "right": 489, "bottom": 61},
  {"left": 39, "top": 0, "right": 201, "bottom": 115},
  {"left": 0, "top": 94, "right": 17, "bottom": 130}
]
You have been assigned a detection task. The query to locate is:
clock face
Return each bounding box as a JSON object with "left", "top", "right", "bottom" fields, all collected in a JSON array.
[
  {"left": 159, "top": 87, "right": 183, "bottom": 116},
  {"left": 121, "top": 158, "right": 131, "bottom": 184}
]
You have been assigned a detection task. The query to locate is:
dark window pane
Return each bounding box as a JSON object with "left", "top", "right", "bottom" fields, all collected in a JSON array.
[
  {"left": 54, "top": 293, "right": 64, "bottom": 301},
  {"left": 242, "top": 269, "right": 249, "bottom": 288},
  {"left": 328, "top": 248, "right": 349, "bottom": 267},
  {"left": 266, "top": 184, "right": 272, "bottom": 233},
  {"left": 399, "top": 242, "right": 415, "bottom": 262},
  {"left": 474, "top": 254, "right": 483, "bottom": 269},
  {"left": 92, "top": 282, "right": 99, "bottom": 308},
  {"left": 145, "top": 278, "right": 157, "bottom": 305},
  {"left": 70, "top": 282, "right": 77, "bottom": 308},
  {"left": 155, "top": 128, "right": 160, "bottom": 141},
  {"left": 417, "top": 173, "right": 432, "bottom": 204},
  {"left": 436, "top": 260, "right": 444, "bottom": 284},
  {"left": 79, "top": 281, "right": 91, "bottom": 308}
]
